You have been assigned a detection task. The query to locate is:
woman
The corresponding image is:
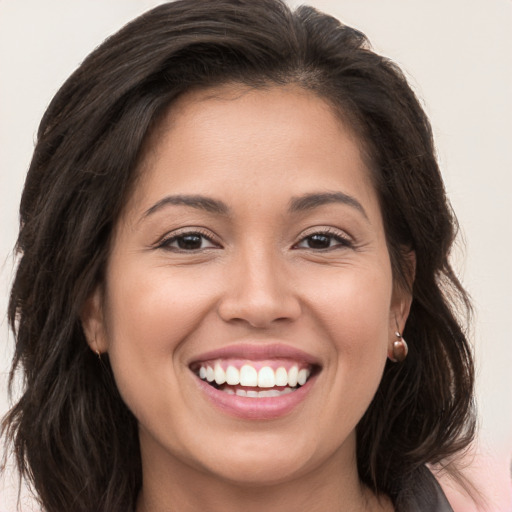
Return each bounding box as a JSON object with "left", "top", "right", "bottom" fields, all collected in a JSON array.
[{"left": 1, "top": 0, "right": 476, "bottom": 510}]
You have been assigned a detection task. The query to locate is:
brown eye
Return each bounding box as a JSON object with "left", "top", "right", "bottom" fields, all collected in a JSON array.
[
  {"left": 309, "top": 234, "right": 334, "bottom": 249},
  {"left": 295, "top": 231, "right": 353, "bottom": 250},
  {"left": 176, "top": 234, "right": 204, "bottom": 250},
  {"left": 159, "top": 232, "right": 218, "bottom": 251}
]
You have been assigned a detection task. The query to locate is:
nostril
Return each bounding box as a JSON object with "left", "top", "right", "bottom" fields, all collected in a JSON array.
[{"left": 216, "top": 271, "right": 302, "bottom": 327}]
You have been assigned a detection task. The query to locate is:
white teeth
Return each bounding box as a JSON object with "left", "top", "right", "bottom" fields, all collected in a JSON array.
[
  {"left": 275, "top": 367, "right": 288, "bottom": 386},
  {"left": 214, "top": 362, "right": 226, "bottom": 385},
  {"left": 239, "top": 365, "right": 258, "bottom": 386},
  {"left": 227, "top": 387, "right": 295, "bottom": 398},
  {"left": 260, "top": 389, "right": 281, "bottom": 397},
  {"left": 225, "top": 366, "right": 240, "bottom": 385},
  {"left": 206, "top": 366, "right": 215, "bottom": 382},
  {"left": 287, "top": 366, "right": 299, "bottom": 387},
  {"left": 297, "top": 368, "right": 309, "bottom": 386},
  {"left": 198, "top": 362, "right": 313, "bottom": 389},
  {"left": 257, "top": 366, "right": 275, "bottom": 388}
]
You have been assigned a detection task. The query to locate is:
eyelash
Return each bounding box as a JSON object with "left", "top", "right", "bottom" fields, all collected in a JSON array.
[
  {"left": 155, "top": 228, "right": 220, "bottom": 252},
  {"left": 155, "top": 226, "right": 353, "bottom": 253},
  {"left": 293, "top": 228, "right": 354, "bottom": 251}
]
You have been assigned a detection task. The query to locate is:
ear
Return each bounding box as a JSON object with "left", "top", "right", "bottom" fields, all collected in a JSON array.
[
  {"left": 81, "top": 284, "right": 109, "bottom": 355},
  {"left": 389, "top": 250, "right": 416, "bottom": 333}
]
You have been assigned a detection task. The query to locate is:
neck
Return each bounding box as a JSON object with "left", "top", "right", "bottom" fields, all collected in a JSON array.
[{"left": 135, "top": 434, "right": 392, "bottom": 512}]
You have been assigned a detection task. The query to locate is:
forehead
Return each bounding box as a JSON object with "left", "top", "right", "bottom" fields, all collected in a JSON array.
[
  {"left": 154, "top": 83, "right": 361, "bottom": 149},
  {"left": 128, "top": 84, "right": 379, "bottom": 220}
]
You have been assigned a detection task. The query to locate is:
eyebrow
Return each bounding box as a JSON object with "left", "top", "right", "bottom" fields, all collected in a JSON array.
[
  {"left": 141, "top": 191, "right": 368, "bottom": 221},
  {"left": 289, "top": 192, "right": 369, "bottom": 220},
  {"left": 142, "top": 194, "right": 230, "bottom": 219}
]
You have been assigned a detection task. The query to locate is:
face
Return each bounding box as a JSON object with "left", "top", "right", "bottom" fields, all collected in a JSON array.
[{"left": 83, "top": 85, "right": 410, "bottom": 488}]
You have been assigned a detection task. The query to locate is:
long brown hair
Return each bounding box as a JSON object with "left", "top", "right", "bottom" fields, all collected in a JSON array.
[{"left": 2, "top": 1, "right": 475, "bottom": 510}]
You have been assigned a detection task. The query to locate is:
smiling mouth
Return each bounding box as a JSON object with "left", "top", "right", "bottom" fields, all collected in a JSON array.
[{"left": 191, "top": 360, "right": 319, "bottom": 398}]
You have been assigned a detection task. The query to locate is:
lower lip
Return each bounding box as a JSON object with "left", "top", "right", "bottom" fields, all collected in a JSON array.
[{"left": 194, "top": 374, "right": 317, "bottom": 420}]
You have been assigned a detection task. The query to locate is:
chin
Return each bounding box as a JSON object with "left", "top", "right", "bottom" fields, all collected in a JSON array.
[
  {"left": 193, "top": 429, "right": 339, "bottom": 488},
  {"left": 205, "top": 454, "right": 311, "bottom": 487}
]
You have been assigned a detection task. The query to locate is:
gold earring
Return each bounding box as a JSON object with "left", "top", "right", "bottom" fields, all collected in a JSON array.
[
  {"left": 389, "top": 331, "right": 408, "bottom": 363},
  {"left": 93, "top": 338, "right": 102, "bottom": 361}
]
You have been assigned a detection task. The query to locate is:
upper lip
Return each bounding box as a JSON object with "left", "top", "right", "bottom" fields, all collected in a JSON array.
[{"left": 189, "top": 343, "right": 321, "bottom": 367}]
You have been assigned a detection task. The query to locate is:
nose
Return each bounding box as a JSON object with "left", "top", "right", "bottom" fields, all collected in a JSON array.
[{"left": 217, "top": 247, "right": 301, "bottom": 328}]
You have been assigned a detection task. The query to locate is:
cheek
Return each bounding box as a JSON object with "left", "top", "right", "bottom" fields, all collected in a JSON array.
[
  {"left": 303, "top": 263, "right": 392, "bottom": 415},
  {"left": 101, "top": 261, "right": 219, "bottom": 412},
  {"left": 324, "top": 288, "right": 389, "bottom": 388},
  {"left": 105, "top": 262, "right": 216, "bottom": 352},
  {"left": 302, "top": 261, "right": 393, "bottom": 348}
]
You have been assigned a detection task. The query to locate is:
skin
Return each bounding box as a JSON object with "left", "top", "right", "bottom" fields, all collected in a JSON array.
[{"left": 83, "top": 85, "right": 411, "bottom": 512}]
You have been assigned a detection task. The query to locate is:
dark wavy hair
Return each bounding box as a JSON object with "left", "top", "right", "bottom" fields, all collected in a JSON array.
[{"left": 2, "top": 0, "right": 475, "bottom": 510}]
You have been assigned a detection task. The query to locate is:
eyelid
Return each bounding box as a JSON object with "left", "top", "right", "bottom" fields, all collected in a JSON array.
[
  {"left": 153, "top": 226, "right": 222, "bottom": 250},
  {"left": 293, "top": 226, "right": 354, "bottom": 249}
]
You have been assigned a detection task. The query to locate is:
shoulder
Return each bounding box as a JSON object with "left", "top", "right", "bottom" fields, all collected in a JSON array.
[{"left": 395, "top": 466, "right": 454, "bottom": 512}]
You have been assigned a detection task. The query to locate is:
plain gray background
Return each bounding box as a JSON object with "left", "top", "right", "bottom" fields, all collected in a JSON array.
[{"left": 1, "top": 1, "right": 511, "bottom": 509}]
